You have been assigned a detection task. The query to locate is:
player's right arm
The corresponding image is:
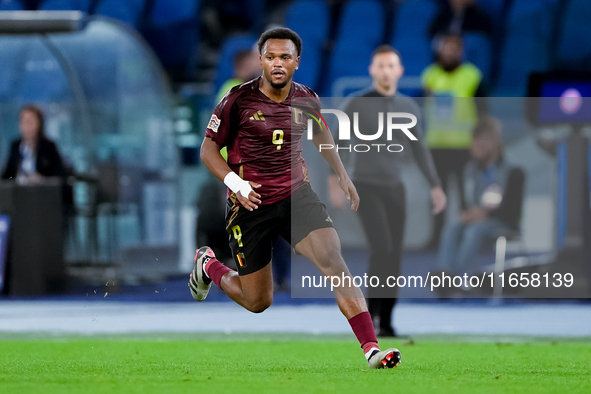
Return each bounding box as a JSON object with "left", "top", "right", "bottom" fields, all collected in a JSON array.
[
  {"left": 201, "top": 91, "right": 262, "bottom": 211},
  {"left": 200, "top": 137, "right": 261, "bottom": 212}
]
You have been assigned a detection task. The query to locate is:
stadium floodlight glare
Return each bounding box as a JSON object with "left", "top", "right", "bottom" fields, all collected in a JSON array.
[{"left": 0, "top": 11, "right": 85, "bottom": 34}]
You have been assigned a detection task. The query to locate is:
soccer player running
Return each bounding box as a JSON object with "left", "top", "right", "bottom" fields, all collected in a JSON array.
[{"left": 189, "top": 28, "right": 400, "bottom": 369}]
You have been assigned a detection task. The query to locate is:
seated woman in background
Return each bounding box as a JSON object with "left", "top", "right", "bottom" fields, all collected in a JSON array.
[
  {"left": 437, "top": 116, "right": 525, "bottom": 277},
  {"left": 1, "top": 104, "right": 66, "bottom": 183}
]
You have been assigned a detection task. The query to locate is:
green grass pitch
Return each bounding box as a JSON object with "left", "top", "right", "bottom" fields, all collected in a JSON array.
[{"left": 1, "top": 336, "right": 590, "bottom": 393}]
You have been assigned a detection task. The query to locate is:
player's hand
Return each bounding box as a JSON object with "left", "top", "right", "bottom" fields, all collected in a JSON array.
[
  {"left": 237, "top": 181, "right": 262, "bottom": 211},
  {"left": 339, "top": 175, "right": 360, "bottom": 212},
  {"left": 328, "top": 175, "right": 346, "bottom": 209},
  {"left": 431, "top": 186, "right": 447, "bottom": 214}
]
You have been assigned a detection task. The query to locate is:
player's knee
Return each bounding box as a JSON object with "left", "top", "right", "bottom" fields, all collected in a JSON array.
[
  {"left": 246, "top": 295, "right": 273, "bottom": 313},
  {"left": 317, "top": 244, "right": 344, "bottom": 270},
  {"left": 248, "top": 301, "right": 271, "bottom": 314}
]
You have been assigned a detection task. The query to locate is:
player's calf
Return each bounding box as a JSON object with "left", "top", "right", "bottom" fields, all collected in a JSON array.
[{"left": 190, "top": 245, "right": 274, "bottom": 313}]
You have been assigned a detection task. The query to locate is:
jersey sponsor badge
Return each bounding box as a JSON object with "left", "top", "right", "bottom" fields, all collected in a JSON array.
[{"left": 207, "top": 114, "right": 221, "bottom": 133}]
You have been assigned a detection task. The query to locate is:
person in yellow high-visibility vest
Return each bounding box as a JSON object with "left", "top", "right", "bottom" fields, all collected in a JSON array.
[{"left": 421, "top": 33, "right": 487, "bottom": 249}]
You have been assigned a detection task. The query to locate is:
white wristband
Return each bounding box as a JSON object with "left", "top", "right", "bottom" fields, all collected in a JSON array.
[{"left": 223, "top": 171, "right": 253, "bottom": 198}]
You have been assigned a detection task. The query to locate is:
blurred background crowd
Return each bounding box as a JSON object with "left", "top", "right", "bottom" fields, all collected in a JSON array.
[{"left": 0, "top": 0, "right": 589, "bottom": 301}]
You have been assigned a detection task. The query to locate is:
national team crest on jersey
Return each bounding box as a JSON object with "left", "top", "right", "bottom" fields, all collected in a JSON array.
[
  {"left": 207, "top": 114, "right": 221, "bottom": 133},
  {"left": 292, "top": 104, "right": 328, "bottom": 132},
  {"left": 236, "top": 252, "right": 246, "bottom": 268},
  {"left": 292, "top": 107, "right": 304, "bottom": 124}
]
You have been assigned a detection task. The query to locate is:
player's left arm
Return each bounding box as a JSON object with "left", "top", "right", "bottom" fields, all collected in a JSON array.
[{"left": 312, "top": 126, "right": 359, "bottom": 212}]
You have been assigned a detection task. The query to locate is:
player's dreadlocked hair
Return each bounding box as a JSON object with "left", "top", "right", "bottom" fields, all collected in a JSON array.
[{"left": 258, "top": 27, "right": 302, "bottom": 56}]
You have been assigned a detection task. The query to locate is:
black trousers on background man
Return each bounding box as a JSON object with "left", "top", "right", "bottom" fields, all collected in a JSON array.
[
  {"left": 356, "top": 182, "right": 406, "bottom": 336},
  {"left": 429, "top": 148, "right": 471, "bottom": 249}
]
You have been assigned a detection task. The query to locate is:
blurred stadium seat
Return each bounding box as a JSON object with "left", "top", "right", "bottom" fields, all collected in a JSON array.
[
  {"left": 215, "top": 0, "right": 265, "bottom": 33},
  {"left": 325, "top": 0, "right": 385, "bottom": 95},
  {"left": 337, "top": 0, "right": 384, "bottom": 43},
  {"left": 464, "top": 32, "right": 492, "bottom": 82},
  {"left": 39, "top": 0, "right": 91, "bottom": 12},
  {"left": 95, "top": 0, "right": 145, "bottom": 27},
  {"left": 327, "top": 38, "right": 375, "bottom": 96},
  {"left": 557, "top": 0, "right": 591, "bottom": 69},
  {"left": 495, "top": 0, "right": 558, "bottom": 96},
  {"left": 214, "top": 34, "right": 257, "bottom": 93},
  {"left": 151, "top": 0, "right": 197, "bottom": 26},
  {"left": 285, "top": 0, "right": 329, "bottom": 90},
  {"left": 142, "top": 0, "right": 200, "bottom": 76},
  {"left": 0, "top": 0, "right": 23, "bottom": 10},
  {"left": 476, "top": 0, "right": 506, "bottom": 22},
  {"left": 391, "top": 0, "right": 439, "bottom": 77}
]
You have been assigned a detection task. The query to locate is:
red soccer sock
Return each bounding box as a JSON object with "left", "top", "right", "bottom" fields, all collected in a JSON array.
[
  {"left": 348, "top": 311, "right": 380, "bottom": 357},
  {"left": 203, "top": 258, "right": 232, "bottom": 289}
]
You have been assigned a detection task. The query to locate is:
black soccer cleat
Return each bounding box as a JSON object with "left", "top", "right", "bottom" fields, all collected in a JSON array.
[{"left": 188, "top": 246, "right": 215, "bottom": 301}]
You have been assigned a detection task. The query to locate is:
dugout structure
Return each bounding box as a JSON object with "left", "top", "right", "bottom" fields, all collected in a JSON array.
[{"left": 0, "top": 11, "right": 180, "bottom": 289}]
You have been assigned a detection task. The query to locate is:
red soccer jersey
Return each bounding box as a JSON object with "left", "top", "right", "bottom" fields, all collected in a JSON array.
[{"left": 205, "top": 77, "right": 321, "bottom": 205}]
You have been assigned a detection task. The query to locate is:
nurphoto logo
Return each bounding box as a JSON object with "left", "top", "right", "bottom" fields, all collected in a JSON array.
[{"left": 302, "top": 108, "right": 418, "bottom": 153}]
